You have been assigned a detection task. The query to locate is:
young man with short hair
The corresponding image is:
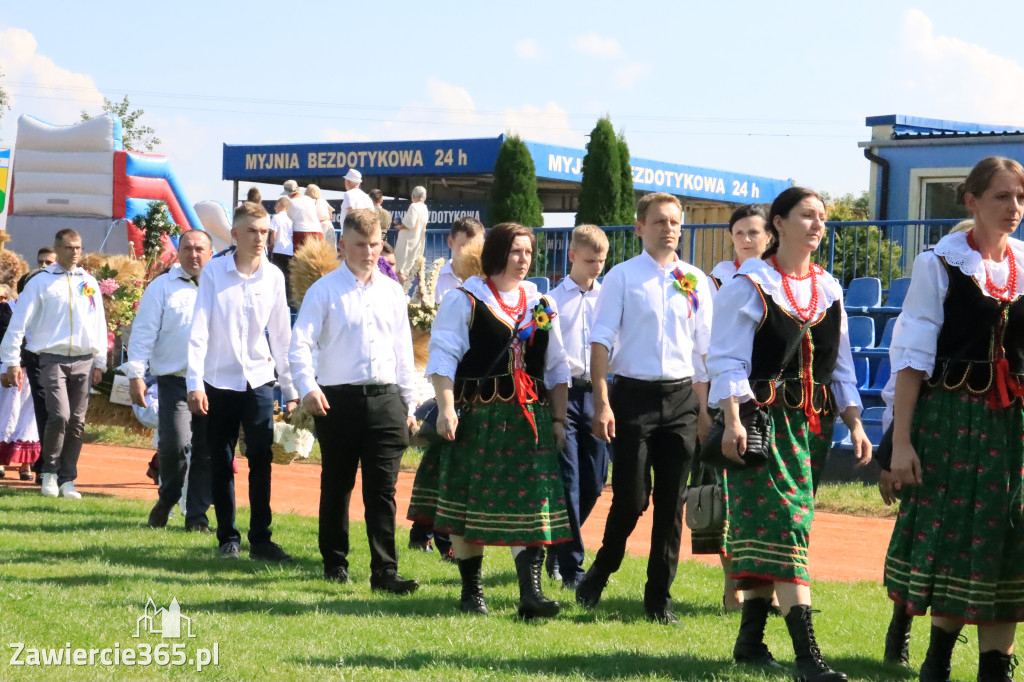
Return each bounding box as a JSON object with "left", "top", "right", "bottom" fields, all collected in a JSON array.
[
  {"left": 548, "top": 224, "right": 610, "bottom": 589},
  {"left": 576, "top": 193, "right": 713, "bottom": 624},
  {"left": 128, "top": 229, "right": 215, "bottom": 532},
  {"left": 433, "top": 216, "right": 485, "bottom": 304},
  {"left": 187, "top": 202, "right": 299, "bottom": 561},
  {"left": 1, "top": 229, "right": 107, "bottom": 499},
  {"left": 369, "top": 188, "right": 392, "bottom": 239},
  {"left": 290, "top": 209, "right": 419, "bottom": 594},
  {"left": 268, "top": 197, "right": 294, "bottom": 302}
]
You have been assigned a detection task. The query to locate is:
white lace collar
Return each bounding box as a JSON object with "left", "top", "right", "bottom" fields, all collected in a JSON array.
[
  {"left": 710, "top": 260, "right": 738, "bottom": 283},
  {"left": 737, "top": 257, "right": 842, "bottom": 315},
  {"left": 461, "top": 276, "right": 542, "bottom": 323},
  {"left": 933, "top": 231, "right": 1024, "bottom": 294}
]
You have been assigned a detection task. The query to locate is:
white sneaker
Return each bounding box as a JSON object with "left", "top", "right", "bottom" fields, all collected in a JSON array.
[
  {"left": 58, "top": 481, "right": 82, "bottom": 499},
  {"left": 40, "top": 473, "right": 58, "bottom": 497}
]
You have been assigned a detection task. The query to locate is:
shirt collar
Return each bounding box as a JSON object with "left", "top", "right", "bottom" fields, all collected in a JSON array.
[
  {"left": 560, "top": 275, "right": 598, "bottom": 294},
  {"left": 47, "top": 263, "right": 84, "bottom": 276},
  {"left": 340, "top": 260, "right": 376, "bottom": 287},
  {"left": 639, "top": 248, "right": 679, "bottom": 272},
  {"left": 226, "top": 253, "right": 267, "bottom": 279}
]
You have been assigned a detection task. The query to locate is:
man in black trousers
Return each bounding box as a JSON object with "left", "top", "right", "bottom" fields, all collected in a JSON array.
[
  {"left": 289, "top": 209, "right": 418, "bottom": 594},
  {"left": 576, "top": 192, "right": 714, "bottom": 624}
]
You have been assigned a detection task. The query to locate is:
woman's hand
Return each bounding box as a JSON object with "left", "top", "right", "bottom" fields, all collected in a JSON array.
[
  {"left": 437, "top": 405, "right": 459, "bottom": 441},
  {"left": 552, "top": 420, "right": 567, "bottom": 451},
  {"left": 721, "top": 422, "right": 747, "bottom": 464},
  {"left": 890, "top": 440, "right": 922, "bottom": 488}
]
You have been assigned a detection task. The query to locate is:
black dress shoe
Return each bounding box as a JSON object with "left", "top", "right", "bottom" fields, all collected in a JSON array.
[
  {"left": 575, "top": 570, "right": 607, "bottom": 608},
  {"left": 148, "top": 499, "right": 174, "bottom": 528},
  {"left": 185, "top": 524, "right": 213, "bottom": 534},
  {"left": 324, "top": 567, "right": 349, "bottom": 584},
  {"left": 249, "top": 541, "right": 293, "bottom": 562},
  {"left": 371, "top": 573, "right": 419, "bottom": 595},
  {"left": 646, "top": 608, "right": 680, "bottom": 625}
]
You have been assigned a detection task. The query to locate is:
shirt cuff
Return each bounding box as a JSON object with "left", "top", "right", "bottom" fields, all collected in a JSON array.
[
  {"left": 425, "top": 353, "right": 459, "bottom": 381},
  {"left": 890, "top": 348, "right": 934, "bottom": 377},
  {"left": 123, "top": 360, "right": 147, "bottom": 379},
  {"left": 709, "top": 372, "right": 754, "bottom": 408},
  {"left": 543, "top": 366, "right": 571, "bottom": 390},
  {"left": 297, "top": 377, "right": 319, "bottom": 401},
  {"left": 830, "top": 380, "right": 863, "bottom": 412}
]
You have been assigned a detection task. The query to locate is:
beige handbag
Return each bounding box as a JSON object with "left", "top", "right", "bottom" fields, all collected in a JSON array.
[{"left": 684, "top": 465, "right": 725, "bottom": 533}]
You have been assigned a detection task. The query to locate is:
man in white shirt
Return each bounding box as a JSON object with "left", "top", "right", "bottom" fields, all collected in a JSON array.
[
  {"left": 290, "top": 209, "right": 419, "bottom": 594},
  {"left": 1, "top": 229, "right": 107, "bottom": 499},
  {"left": 267, "top": 197, "right": 294, "bottom": 304},
  {"left": 127, "top": 229, "right": 214, "bottom": 532},
  {"left": 433, "top": 216, "right": 485, "bottom": 305},
  {"left": 337, "top": 169, "right": 374, "bottom": 235},
  {"left": 187, "top": 202, "right": 299, "bottom": 562},
  {"left": 576, "top": 193, "right": 713, "bottom": 624},
  {"left": 547, "top": 225, "right": 610, "bottom": 590},
  {"left": 394, "top": 185, "right": 429, "bottom": 284},
  {"left": 282, "top": 179, "right": 322, "bottom": 251}
]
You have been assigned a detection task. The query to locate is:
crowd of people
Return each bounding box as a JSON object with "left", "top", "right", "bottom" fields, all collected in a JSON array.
[{"left": 2, "top": 155, "right": 1022, "bottom": 682}]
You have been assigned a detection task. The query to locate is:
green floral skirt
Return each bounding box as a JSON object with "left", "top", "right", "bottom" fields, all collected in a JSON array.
[
  {"left": 884, "top": 389, "right": 1024, "bottom": 624},
  {"left": 723, "top": 405, "right": 833, "bottom": 586},
  {"left": 407, "top": 401, "right": 572, "bottom": 546}
]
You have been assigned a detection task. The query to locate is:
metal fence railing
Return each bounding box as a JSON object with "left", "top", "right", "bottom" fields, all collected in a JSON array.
[{"left": 385, "top": 218, "right": 996, "bottom": 295}]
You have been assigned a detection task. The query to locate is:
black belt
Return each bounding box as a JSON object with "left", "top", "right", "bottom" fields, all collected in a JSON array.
[
  {"left": 325, "top": 383, "right": 398, "bottom": 397},
  {"left": 613, "top": 376, "right": 692, "bottom": 394},
  {"left": 571, "top": 377, "right": 593, "bottom": 391}
]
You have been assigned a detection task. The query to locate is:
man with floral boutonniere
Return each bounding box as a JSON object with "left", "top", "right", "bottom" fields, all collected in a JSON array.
[
  {"left": 575, "top": 192, "right": 714, "bottom": 625},
  {"left": 0, "top": 229, "right": 107, "bottom": 499}
]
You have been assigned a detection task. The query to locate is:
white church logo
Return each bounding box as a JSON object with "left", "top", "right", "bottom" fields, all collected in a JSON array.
[{"left": 134, "top": 597, "right": 196, "bottom": 639}]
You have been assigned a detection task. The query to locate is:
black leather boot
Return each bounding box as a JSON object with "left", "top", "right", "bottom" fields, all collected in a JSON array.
[
  {"left": 977, "top": 650, "right": 1016, "bottom": 682},
  {"left": 514, "top": 547, "right": 560, "bottom": 620},
  {"left": 457, "top": 556, "right": 487, "bottom": 615},
  {"left": 783, "top": 605, "right": 848, "bottom": 682},
  {"left": 733, "top": 597, "right": 783, "bottom": 668},
  {"left": 918, "top": 625, "right": 963, "bottom": 682},
  {"left": 883, "top": 602, "right": 913, "bottom": 666}
]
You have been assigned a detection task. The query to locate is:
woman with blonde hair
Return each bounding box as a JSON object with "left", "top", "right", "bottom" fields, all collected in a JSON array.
[{"left": 886, "top": 156, "right": 1024, "bottom": 682}]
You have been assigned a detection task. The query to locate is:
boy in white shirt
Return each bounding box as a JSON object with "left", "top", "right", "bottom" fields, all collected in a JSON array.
[
  {"left": 268, "top": 197, "right": 294, "bottom": 303},
  {"left": 187, "top": 202, "right": 299, "bottom": 562},
  {"left": 547, "top": 225, "right": 610, "bottom": 590},
  {"left": 576, "top": 193, "right": 713, "bottom": 624},
  {"left": 290, "top": 209, "right": 419, "bottom": 594}
]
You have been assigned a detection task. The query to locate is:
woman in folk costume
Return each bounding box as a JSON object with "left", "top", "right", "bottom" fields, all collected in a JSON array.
[
  {"left": 707, "top": 187, "right": 871, "bottom": 682},
  {"left": 695, "top": 203, "right": 773, "bottom": 613},
  {"left": 886, "top": 157, "right": 1024, "bottom": 682},
  {"left": 408, "top": 222, "right": 573, "bottom": 619},
  {"left": 0, "top": 287, "right": 40, "bottom": 481}
]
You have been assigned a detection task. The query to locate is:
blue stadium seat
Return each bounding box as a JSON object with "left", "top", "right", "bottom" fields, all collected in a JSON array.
[
  {"left": 832, "top": 420, "right": 852, "bottom": 449},
  {"left": 871, "top": 277, "right": 912, "bottom": 314},
  {"left": 854, "top": 356, "right": 870, "bottom": 389},
  {"left": 527, "top": 276, "right": 550, "bottom": 294},
  {"left": 847, "top": 316, "right": 876, "bottom": 352},
  {"left": 859, "top": 317, "right": 896, "bottom": 357},
  {"left": 862, "top": 406, "right": 885, "bottom": 423},
  {"left": 845, "top": 277, "right": 882, "bottom": 313},
  {"left": 861, "top": 407, "right": 885, "bottom": 446},
  {"left": 860, "top": 357, "right": 891, "bottom": 398}
]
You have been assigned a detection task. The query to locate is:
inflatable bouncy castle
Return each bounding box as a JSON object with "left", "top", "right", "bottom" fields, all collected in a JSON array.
[{"left": 4, "top": 114, "right": 203, "bottom": 257}]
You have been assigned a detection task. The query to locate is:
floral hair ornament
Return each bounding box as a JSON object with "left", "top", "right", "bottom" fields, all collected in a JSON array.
[
  {"left": 517, "top": 301, "right": 556, "bottom": 345},
  {"left": 670, "top": 267, "right": 700, "bottom": 317},
  {"left": 78, "top": 281, "right": 97, "bottom": 310}
]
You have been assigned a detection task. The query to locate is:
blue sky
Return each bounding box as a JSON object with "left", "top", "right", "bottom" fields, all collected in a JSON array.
[{"left": 2, "top": 1, "right": 1023, "bottom": 209}]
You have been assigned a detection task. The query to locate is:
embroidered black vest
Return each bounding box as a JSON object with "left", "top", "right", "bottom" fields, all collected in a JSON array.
[
  {"left": 926, "top": 258, "right": 1024, "bottom": 394},
  {"left": 746, "top": 279, "right": 842, "bottom": 413},
  {"left": 452, "top": 289, "right": 550, "bottom": 405}
]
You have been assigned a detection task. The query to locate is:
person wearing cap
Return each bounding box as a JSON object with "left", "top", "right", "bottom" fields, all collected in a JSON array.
[
  {"left": 338, "top": 169, "right": 374, "bottom": 236},
  {"left": 281, "top": 180, "right": 322, "bottom": 250},
  {"left": 395, "top": 186, "right": 429, "bottom": 285}
]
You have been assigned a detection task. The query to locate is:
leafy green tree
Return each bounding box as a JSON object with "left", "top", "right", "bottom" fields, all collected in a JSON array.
[
  {"left": 489, "top": 134, "right": 543, "bottom": 227},
  {"left": 575, "top": 117, "right": 620, "bottom": 226},
  {"left": 615, "top": 130, "right": 635, "bottom": 224},
  {"left": 133, "top": 201, "right": 182, "bottom": 272},
  {"left": 81, "top": 95, "right": 161, "bottom": 151},
  {"left": 816, "top": 192, "right": 902, "bottom": 287}
]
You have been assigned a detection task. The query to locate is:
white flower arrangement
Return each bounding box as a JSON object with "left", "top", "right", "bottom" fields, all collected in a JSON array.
[
  {"left": 419, "top": 257, "right": 447, "bottom": 308},
  {"left": 273, "top": 422, "right": 314, "bottom": 460},
  {"left": 402, "top": 255, "right": 425, "bottom": 296}
]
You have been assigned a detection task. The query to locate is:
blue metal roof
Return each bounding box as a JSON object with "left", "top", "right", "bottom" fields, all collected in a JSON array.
[{"left": 866, "top": 114, "right": 1024, "bottom": 138}]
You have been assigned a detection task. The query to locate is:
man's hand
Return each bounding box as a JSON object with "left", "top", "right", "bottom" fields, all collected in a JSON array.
[
  {"left": 301, "top": 390, "right": 330, "bottom": 417},
  {"left": 879, "top": 470, "right": 899, "bottom": 506},
  {"left": 284, "top": 399, "right": 299, "bottom": 420},
  {"left": 129, "top": 377, "right": 148, "bottom": 408},
  {"left": 697, "top": 408, "right": 712, "bottom": 443},
  {"left": 187, "top": 390, "right": 209, "bottom": 416},
  {"left": 592, "top": 401, "right": 615, "bottom": 443},
  {"left": 406, "top": 415, "right": 417, "bottom": 435},
  {"left": 5, "top": 366, "right": 22, "bottom": 390},
  {"left": 552, "top": 420, "right": 567, "bottom": 451},
  {"left": 91, "top": 368, "right": 103, "bottom": 386}
]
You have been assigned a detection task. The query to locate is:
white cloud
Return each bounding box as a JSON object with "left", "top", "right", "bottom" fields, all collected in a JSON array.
[
  {"left": 503, "top": 102, "right": 581, "bottom": 147},
  {"left": 895, "top": 9, "right": 1024, "bottom": 125},
  {"left": 321, "top": 129, "right": 372, "bottom": 143},
  {"left": 614, "top": 62, "right": 652, "bottom": 89},
  {"left": 0, "top": 27, "right": 104, "bottom": 141},
  {"left": 571, "top": 33, "right": 624, "bottom": 59},
  {"left": 514, "top": 38, "right": 541, "bottom": 60}
]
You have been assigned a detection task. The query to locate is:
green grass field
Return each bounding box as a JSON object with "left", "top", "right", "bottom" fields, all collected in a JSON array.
[{"left": 0, "top": 486, "right": 991, "bottom": 682}]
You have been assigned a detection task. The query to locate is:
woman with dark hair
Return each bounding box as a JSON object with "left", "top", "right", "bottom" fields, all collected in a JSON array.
[
  {"left": 246, "top": 187, "right": 262, "bottom": 205},
  {"left": 709, "top": 204, "right": 772, "bottom": 290},
  {"left": 885, "top": 156, "right": 1024, "bottom": 682},
  {"left": 407, "top": 222, "right": 573, "bottom": 619},
  {"left": 707, "top": 187, "right": 871, "bottom": 681}
]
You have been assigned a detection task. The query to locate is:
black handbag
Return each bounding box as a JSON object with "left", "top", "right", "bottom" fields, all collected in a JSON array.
[{"left": 701, "top": 315, "right": 814, "bottom": 470}]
